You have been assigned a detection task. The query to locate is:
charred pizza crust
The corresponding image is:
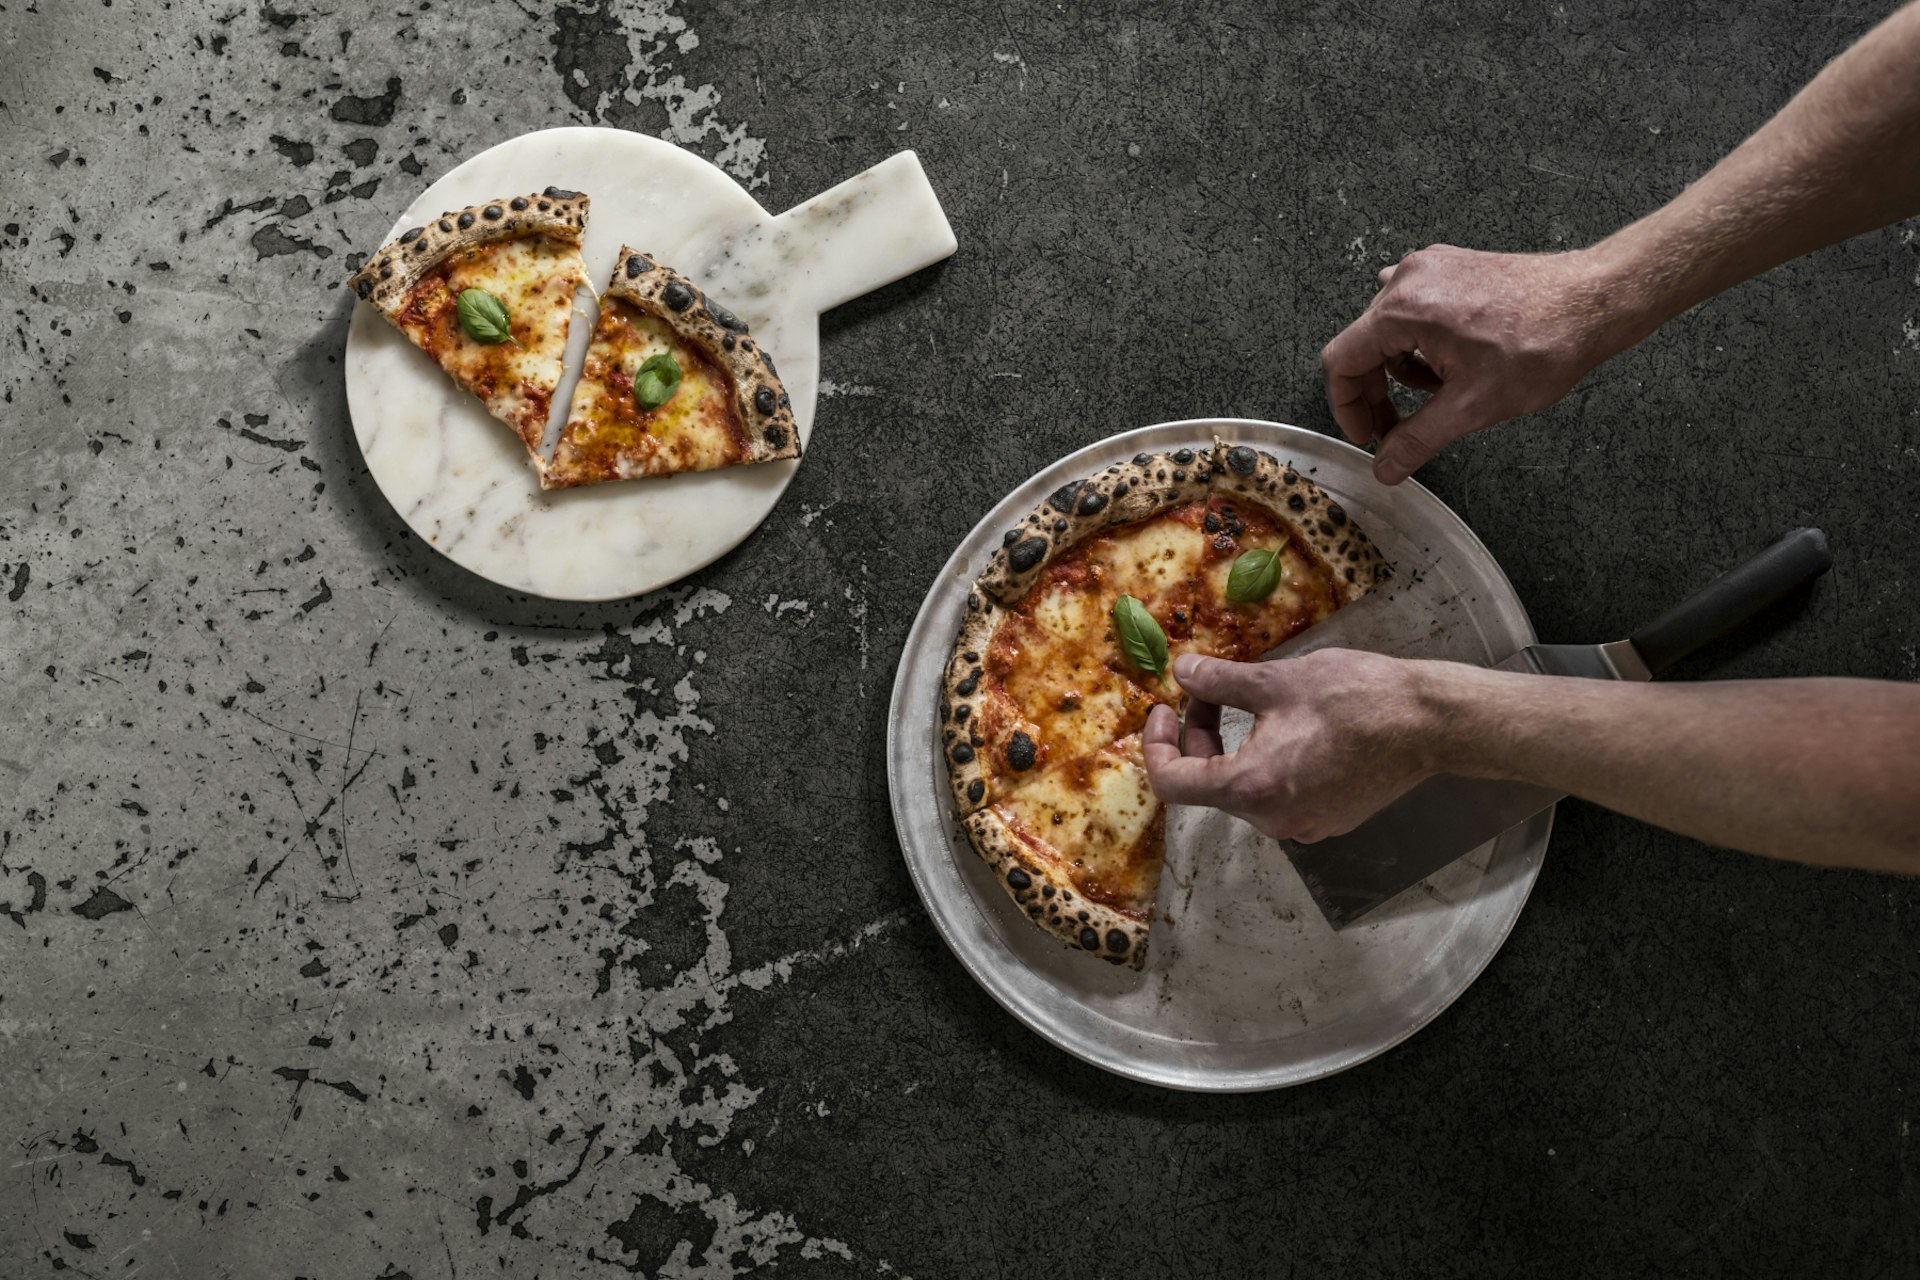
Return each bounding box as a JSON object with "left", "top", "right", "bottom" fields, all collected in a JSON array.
[
  {"left": 976, "top": 445, "right": 1217, "bottom": 606},
  {"left": 346, "top": 188, "right": 590, "bottom": 311},
  {"left": 540, "top": 248, "right": 800, "bottom": 489},
  {"left": 963, "top": 809, "right": 1148, "bottom": 968},
  {"left": 1210, "top": 437, "right": 1391, "bottom": 603},
  {"left": 940, "top": 590, "right": 1001, "bottom": 816}
]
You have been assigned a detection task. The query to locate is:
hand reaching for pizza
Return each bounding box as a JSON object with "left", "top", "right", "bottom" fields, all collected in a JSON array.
[
  {"left": 1141, "top": 649, "right": 1437, "bottom": 844},
  {"left": 1325, "top": 0, "right": 1920, "bottom": 487},
  {"left": 1319, "top": 245, "right": 1631, "bottom": 487}
]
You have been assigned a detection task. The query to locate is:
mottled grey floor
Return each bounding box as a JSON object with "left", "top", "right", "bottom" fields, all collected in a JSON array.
[{"left": 4, "top": 1, "right": 1918, "bottom": 1276}]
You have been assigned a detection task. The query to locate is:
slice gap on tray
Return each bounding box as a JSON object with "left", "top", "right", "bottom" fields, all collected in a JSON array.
[
  {"left": 540, "top": 247, "right": 802, "bottom": 490},
  {"left": 346, "top": 189, "right": 591, "bottom": 479}
]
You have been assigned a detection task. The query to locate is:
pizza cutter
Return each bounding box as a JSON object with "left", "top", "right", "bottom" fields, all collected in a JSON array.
[{"left": 1280, "top": 526, "right": 1834, "bottom": 928}]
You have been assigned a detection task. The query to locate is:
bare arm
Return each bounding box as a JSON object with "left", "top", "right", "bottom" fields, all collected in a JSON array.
[
  {"left": 1430, "top": 666, "right": 1920, "bottom": 873},
  {"left": 1598, "top": 0, "right": 1920, "bottom": 344},
  {"left": 1143, "top": 652, "right": 1920, "bottom": 874},
  {"left": 1322, "top": 0, "right": 1920, "bottom": 484}
]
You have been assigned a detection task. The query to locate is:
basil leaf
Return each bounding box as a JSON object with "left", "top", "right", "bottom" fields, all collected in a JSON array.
[
  {"left": 634, "top": 352, "right": 682, "bottom": 410},
  {"left": 455, "top": 288, "right": 515, "bottom": 345},
  {"left": 1226, "top": 548, "right": 1282, "bottom": 602},
  {"left": 1112, "top": 594, "right": 1168, "bottom": 677}
]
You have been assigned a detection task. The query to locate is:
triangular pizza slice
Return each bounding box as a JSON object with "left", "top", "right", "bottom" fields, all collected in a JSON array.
[
  {"left": 541, "top": 247, "right": 801, "bottom": 490},
  {"left": 347, "top": 189, "right": 590, "bottom": 469}
]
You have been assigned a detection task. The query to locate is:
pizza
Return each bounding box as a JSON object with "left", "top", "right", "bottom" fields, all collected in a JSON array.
[
  {"left": 541, "top": 247, "right": 801, "bottom": 489},
  {"left": 941, "top": 440, "right": 1391, "bottom": 969},
  {"left": 346, "top": 189, "right": 590, "bottom": 468}
]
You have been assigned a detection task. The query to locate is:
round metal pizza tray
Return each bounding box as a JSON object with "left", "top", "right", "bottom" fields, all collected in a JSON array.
[{"left": 885, "top": 419, "right": 1550, "bottom": 1092}]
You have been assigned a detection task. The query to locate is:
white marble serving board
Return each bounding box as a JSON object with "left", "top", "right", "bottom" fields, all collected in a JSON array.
[{"left": 343, "top": 128, "right": 957, "bottom": 600}]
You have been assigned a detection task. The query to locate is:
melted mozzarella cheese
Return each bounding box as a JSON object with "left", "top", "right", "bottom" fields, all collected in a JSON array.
[
  {"left": 1028, "top": 574, "right": 1110, "bottom": 641},
  {"left": 994, "top": 739, "right": 1161, "bottom": 912},
  {"left": 1096, "top": 516, "right": 1208, "bottom": 607},
  {"left": 547, "top": 302, "right": 746, "bottom": 484},
  {"left": 990, "top": 612, "right": 1154, "bottom": 764}
]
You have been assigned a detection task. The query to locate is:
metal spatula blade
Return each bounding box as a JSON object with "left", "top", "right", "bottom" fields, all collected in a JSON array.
[{"left": 1281, "top": 527, "right": 1833, "bottom": 929}]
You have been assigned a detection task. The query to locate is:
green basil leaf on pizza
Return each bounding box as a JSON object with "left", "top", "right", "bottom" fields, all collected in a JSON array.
[
  {"left": 1226, "top": 548, "right": 1282, "bottom": 602},
  {"left": 455, "top": 287, "right": 518, "bottom": 345},
  {"left": 1112, "top": 593, "right": 1168, "bottom": 677},
  {"left": 633, "top": 352, "right": 682, "bottom": 410}
]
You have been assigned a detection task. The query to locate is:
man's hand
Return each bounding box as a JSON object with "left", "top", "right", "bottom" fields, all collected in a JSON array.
[
  {"left": 1141, "top": 649, "right": 1438, "bottom": 843},
  {"left": 1142, "top": 650, "right": 1920, "bottom": 874},
  {"left": 1320, "top": 245, "right": 1630, "bottom": 486},
  {"left": 1322, "top": 1, "right": 1920, "bottom": 486}
]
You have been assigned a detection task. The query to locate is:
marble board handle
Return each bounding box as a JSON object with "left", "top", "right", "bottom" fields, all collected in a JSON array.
[{"left": 773, "top": 150, "right": 959, "bottom": 315}]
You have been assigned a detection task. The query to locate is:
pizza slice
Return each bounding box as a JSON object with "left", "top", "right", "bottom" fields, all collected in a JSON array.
[
  {"left": 1208, "top": 436, "right": 1391, "bottom": 601},
  {"left": 945, "top": 442, "right": 1392, "bottom": 968},
  {"left": 347, "top": 189, "right": 590, "bottom": 468},
  {"left": 541, "top": 247, "right": 801, "bottom": 490}
]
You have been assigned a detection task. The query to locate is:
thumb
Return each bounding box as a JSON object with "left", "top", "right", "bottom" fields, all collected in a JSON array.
[
  {"left": 1372, "top": 389, "right": 1479, "bottom": 485},
  {"left": 1171, "top": 654, "right": 1280, "bottom": 710}
]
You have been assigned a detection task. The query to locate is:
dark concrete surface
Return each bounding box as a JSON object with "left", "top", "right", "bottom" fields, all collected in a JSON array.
[{"left": 3, "top": 0, "right": 1917, "bottom": 1275}]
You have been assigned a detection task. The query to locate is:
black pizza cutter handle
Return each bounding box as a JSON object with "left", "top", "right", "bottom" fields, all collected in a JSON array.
[{"left": 1629, "top": 527, "right": 1833, "bottom": 677}]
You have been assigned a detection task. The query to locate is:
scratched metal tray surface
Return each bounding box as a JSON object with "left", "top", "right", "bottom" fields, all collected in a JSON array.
[{"left": 886, "top": 419, "right": 1552, "bottom": 1091}]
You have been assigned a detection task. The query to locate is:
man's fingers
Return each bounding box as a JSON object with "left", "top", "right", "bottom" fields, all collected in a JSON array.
[
  {"left": 1142, "top": 699, "right": 1222, "bottom": 764},
  {"left": 1181, "top": 698, "right": 1224, "bottom": 759},
  {"left": 1376, "top": 263, "right": 1399, "bottom": 286},
  {"left": 1384, "top": 348, "right": 1442, "bottom": 392},
  {"left": 1321, "top": 310, "right": 1394, "bottom": 445},
  {"left": 1142, "top": 703, "right": 1180, "bottom": 751},
  {"left": 1142, "top": 735, "right": 1240, "bottom": 808},
  {"left": 1143, "top": 701, "right": 1236, "bottom": 806},
  {"left": 1322, "top": 309, "right": 1415, "bottom": 444},
  {"left": 1141, "top": 704, "right": 1209, "bottom": 797},
  {"left": 1330, "top": 366, "right": 1399, "bottom": 445},
  {"left": 1372, "top": 389, "right": 1480, "bottom": 485},
  {"left": 1171, "top": 654, "right": 1280, "bottom": 711},
  {"left": 1323, "top": 357, "right": 1398, "bottom": 447}
]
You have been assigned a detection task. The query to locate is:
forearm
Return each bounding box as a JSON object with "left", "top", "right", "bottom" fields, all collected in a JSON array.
[
  {"left": 1584, "top": 1, "right": 1920, "bottom": 353},
  {"left": 1418, "top": 665, "right": 1920, "bottom": 873}
]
